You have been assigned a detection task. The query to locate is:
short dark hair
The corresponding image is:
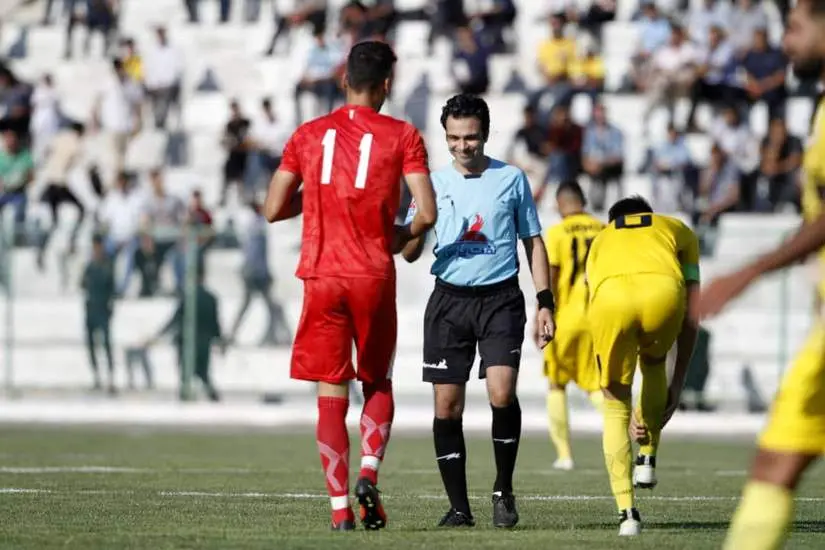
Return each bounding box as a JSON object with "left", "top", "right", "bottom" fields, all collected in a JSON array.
[
  {"left": 556, "top": 179, "right": 586, "bottom": 206},
  {"left": 346, "top": 41, "right": 397, "bottom": 92},
  {"left": 800, "top": 0, "right": 825, "bottom": 16},
  {"left": 440, "top": 94, "right": 490, "bottom": 140},
  {"left": 608, "top": 195, "right": 653, "bottom": 222}
]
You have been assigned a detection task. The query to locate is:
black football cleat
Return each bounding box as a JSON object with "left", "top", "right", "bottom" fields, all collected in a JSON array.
[
  {"left": 438, "top": 508, "right": 476, "bottom": 527},
  {"left": 355, "top": 477, "right": 387, "bottom": 530},
  {"left": 492, "top": 492, "right": 519, "bottom": 528},
  {"left": 331, "top": 519, "right": 356, "bottom": 531}
]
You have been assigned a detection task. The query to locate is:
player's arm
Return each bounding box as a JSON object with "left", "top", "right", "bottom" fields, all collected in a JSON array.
[
  {"left": 664, "top": 230, "right": 702, "bottom": 426},
  {"left": 398, "top": 126, "right": 437, "bottom": 259},
  {"left": 263, "top": 169, "right": 303, "bottom": 222}
]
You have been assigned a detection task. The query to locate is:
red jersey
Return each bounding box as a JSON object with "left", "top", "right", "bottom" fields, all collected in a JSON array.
[{"left": 280, "top": 105, "right": 429, "bottom": 279}]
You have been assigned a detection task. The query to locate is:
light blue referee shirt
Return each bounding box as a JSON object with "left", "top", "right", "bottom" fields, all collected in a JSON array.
[{"left": 405, "top": 157, "right": 542, "bottom": 286}]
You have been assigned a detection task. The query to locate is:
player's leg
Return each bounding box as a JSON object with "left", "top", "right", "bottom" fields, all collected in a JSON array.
[
  {"left": 477, "top": 282, "right": 527, "bottom": 529},
  {"left": 633, "top": 277, "right": 685, "bottom": 490},
  {"left": 290, "top": 278, "right": 356, "bottom": 530},
  {"left": 588, "top": 277, "right": 641, "bottom": 535},
  {"left": 423, "top": 285, "right": 477, "bottom": 527},
  {"left": 348, "top": 277, "right": 397, "bottom": 530},
  {"left": 85, "top": 319, "right": 101, "bottom": 390},
  {"left": 544, "top": 329, "right": 574, "bottom": 469},
  {"left": 724, "top": 323, "right": 825, "bottom": 549},
  {"left": 101, "top": 316, "right": 116, "bottom": 394}
]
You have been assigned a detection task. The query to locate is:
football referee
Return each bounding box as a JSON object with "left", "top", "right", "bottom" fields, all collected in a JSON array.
[{"left": 403, "top": 94, "right": 555, "bottom": 528}]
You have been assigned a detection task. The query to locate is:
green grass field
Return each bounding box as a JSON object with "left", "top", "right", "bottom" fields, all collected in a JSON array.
[{"left": 0, "top": 426, "right": 822, "bottom": 549}]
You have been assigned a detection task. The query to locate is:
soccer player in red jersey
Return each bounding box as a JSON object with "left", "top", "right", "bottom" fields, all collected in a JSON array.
[{"left": 263, "top": 41, "right": 437, "bottom": 531}]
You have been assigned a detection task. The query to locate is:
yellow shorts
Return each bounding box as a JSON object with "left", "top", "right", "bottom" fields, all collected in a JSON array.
[
  {"left": 588, "top": 274, "right": 685, "bottom": 388},
  {"left": 759, "top": 322, "right": 825, "bottom": 454},
  {"left": 543, "top": 312, "right": 599, "bottom": 392}
]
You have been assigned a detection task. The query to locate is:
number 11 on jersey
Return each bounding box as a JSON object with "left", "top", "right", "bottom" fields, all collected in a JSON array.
[{"left": 320, "top": 129, "right": 374, "bottom": 189}]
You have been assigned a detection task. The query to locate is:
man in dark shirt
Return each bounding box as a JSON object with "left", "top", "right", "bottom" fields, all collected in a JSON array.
[
  {"left": 758, "top": 117, "right": 802, "bottom": 210},
  {"left": 221, "top": 100, "right": 251, "bottom": 206},
  {"left": 82, "top": 234, "right": 116, "bottom": 394},
  {"left": 740, "top": 27, "right": 788, "bottom": 122},
  {"left": 508, "top": 105, "right": 548, "bottom": 200},
  {"left": 147, "top": 270, "right": 225, "bottom": 401}
]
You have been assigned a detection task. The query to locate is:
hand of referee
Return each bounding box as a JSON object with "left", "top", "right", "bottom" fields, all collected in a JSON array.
[{"left": 535, "top": 308, "right": 555, "bottom": 348}]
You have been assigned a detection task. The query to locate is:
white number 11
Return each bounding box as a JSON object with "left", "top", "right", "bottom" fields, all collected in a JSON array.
[{"left": 320, "top": 129, "right": 374, "bottom": 189}]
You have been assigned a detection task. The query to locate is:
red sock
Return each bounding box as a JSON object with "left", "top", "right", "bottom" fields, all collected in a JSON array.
[
  {"left": 359, "top": 380, "right": 394, "bottom": 485},
  {"left": 317, "top": 396, "right": 352, "bottom": 524}
]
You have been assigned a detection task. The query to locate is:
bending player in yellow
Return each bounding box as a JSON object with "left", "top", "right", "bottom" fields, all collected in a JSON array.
[
  {"left": 538, "top": 180, "right": 604, "bottom": 470},
  {"left": 585, "top": 196, "right": 700, "bottom": 536},
  {"left": 700, "top": 3, "right": 825, "bottom": 547}
]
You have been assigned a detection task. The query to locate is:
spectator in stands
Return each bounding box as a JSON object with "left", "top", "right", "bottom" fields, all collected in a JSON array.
[
  {"left": 566, "top": 0, "right": 616, "bottom": 47},
  {"left": 536, "top": 14, "right": 576, "bottom": 88},
  {"left": 508, "top": 105, "right": 548, "bottom": 199},
  {"left": 0, "top": 64, "right": 33, "bottom": 142},
  {"left": 140, "top": 168, "right": 186, "bottom": 294},
  {"left": 425, "top": 0, "right": 467, "bottom": 56},
  {"left": 181, "top": 189, "right": 214, "bottom": 281},
  {"left": 758, "top": 117, "right": 802, "bottom": 211},
  {"left": 120, "top": 38, "right": 143, "bottom": 84},
  {"left": 65, "top": 0, "right": 119, "bottom": 59},
  {"left": 92, "top": 59, "right": 142, "bottom": 190},
  {"left": 29, "top": 74, "right": 61, "bottom": 166},
  {"left": 695, "top": 143, "right": 740, "bottom": 224},
  {"left": 686, "top": 0, "right": 731, "bottom": 48},
  {"left": 359, "top": 0, "right": 402, "bottom": 40},
  {"left": 42, "top": 0, "right": 78, "bottom": 26},
  {"left": 82, "top": 234, "right": 116, "bottom": 395},
  {"left": 36, "top": 123, "right": 86, "bottom": 270},
  {"left": 220, "top": 100, "right": 251, "bottom": 206},
  {"left": 467, "top": 0, "right": 516, "bottom": 54},
  {"left": 628, "top": 1, "right": 672, "bottom": 92},
  {"left": 451, "top": 26, "right": 490, "bottom": 96},
  {"left": 649, "top": 124, "right": 693, "bottom": 212},
  {"left": 247, "top": 98, "right": 289, "bottom": 193},
  {"left": 739, "top": 27, "right": 788, "bottom": 125},
  {"left": 728, "top": 0, "right": 769, "bottom": 54},
  {"left": 582, "top": 102, "right": 624, "bottom": 212},
  {"left": 264, "top": 0, "right": 328, "bottom": 56},
  {"left": 133, "top": 232, "right": 160, "bottom": 297},
  {"left": 641, "top": 23, "right": 700, "bottom": 130},
  {"left": 709, "top": 103, "right": 760, "bottom": 207},
  {"left": 537, "top": 103, "right": 582, "bottom": 204},
  {"left": 143, "top": 26, "right": 183, "bottom": 130},
  {"left": 685, "top": 23, "right": 737, "bottom": 131},
  {"left": 0, "top": 129, "right": 34, "bottom": 231},
  {"left": 228, "top": 199, "right": 292, "bottom": 347},
  {"left": 97, "top": 171, "right": 141, "bottom": 290},
  {"left": 569, "top": 43, "right": 605, "bottom": 99},
  {"left": 293, "top": 27, "right": 345, "bottom": 125}
]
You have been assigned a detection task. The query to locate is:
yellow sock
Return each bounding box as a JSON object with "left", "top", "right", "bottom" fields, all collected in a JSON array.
[
  {"left": 639, "top": 361, "right": 668, "bottom": 457},
  {"left": 602, "top": 397, "right": 634, "bottom": 511},
  {"left": 547, "top": 389, "right": 572, "bottom": 461},
  {"left": 588, "top": 390, "right": 604, "bottom": 412},
  {"left": 723, "top": 481, "right": 793, "bottom": 550}
]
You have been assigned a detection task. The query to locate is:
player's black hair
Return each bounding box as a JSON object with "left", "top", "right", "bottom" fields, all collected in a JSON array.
[
  {"left": 556, "top": 179, "right": 586, "bottom": 206},
  {"left": 608, "top": 195, "right": 653, "bottom": 223},
  {"left": 440, "top": 94, "right": 490, "bottom": 140},
  {"left": 800, "top": 0, "right": 825, "bottom": 16},
  {"left": 346, "top": 41, "right": 397, "bottom": 92}
]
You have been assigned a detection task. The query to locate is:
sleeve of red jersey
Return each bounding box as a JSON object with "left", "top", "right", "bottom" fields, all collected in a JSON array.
[
  {"left": 401, "top": 123, "right": 430, "bottom": 176},
  {"left": 278, "top": 130, "right": 302, "bottom": 177}
]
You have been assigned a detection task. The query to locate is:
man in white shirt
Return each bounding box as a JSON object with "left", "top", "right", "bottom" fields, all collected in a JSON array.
[
  {"left": 140, "top": 168, "right": 186, "bottom": 292},
  {"left": 247, "top": 98, "right": 289, "bottom": 192},
  {"left": 643, "top": 23, "right": 701, "bottom": 129},
  {"left": 143, "top": 26, "right": 183, "bottom": 130},
  {"left": 97, "top": 171, "right": 142, "bottom": 294},
  {"left": 93, "top": 59, "right": 143, "bottom": 190},
  {"left": 294, "top": 27, "right": 345, "bottom": 123}
]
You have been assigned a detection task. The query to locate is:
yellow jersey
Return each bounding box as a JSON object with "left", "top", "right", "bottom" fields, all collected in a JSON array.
[
  {"left": 546, "top": 213, "right": 604, "bottom": 316},
  {"left": 800, "top": 98, "right": 825, "bottom": 296},
  {"left": 585, "top": 213, "right": 700, "bottom": 295}
]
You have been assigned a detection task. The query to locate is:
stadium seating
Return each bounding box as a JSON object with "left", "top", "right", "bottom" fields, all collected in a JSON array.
[{"left": 0, "top": 0, "right": 814, "bottom": 408}]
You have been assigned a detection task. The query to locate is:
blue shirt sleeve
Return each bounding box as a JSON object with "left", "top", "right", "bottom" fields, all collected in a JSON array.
[{"left": 515, "top": 171, "right": 542, "bottom": 239}]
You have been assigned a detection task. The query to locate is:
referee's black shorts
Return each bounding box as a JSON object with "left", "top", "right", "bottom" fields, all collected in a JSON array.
[{"left": 422, "top": 276, "right": 526, "bottom": 384}]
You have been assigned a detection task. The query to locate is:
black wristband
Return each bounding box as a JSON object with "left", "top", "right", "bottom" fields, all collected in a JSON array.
[{"left": 536, "top": 289, "right": 555, "bottom": 312}]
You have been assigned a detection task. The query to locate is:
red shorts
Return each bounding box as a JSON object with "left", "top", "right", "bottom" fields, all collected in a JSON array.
[{"left": 291, "top": 276, "right": 397, "bottom": 385}]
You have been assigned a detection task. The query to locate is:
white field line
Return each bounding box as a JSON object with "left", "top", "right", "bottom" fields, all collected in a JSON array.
[{"left": 0, "top": 488, "right": 822, "bottom": 502}]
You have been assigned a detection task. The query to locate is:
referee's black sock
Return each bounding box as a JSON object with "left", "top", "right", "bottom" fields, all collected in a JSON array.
[
  {"left": 491, "top": 398, "right": 521, "bottom": 494},
  {"left": 433, "top": 417, "right": 471, "bottom": 515}
]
